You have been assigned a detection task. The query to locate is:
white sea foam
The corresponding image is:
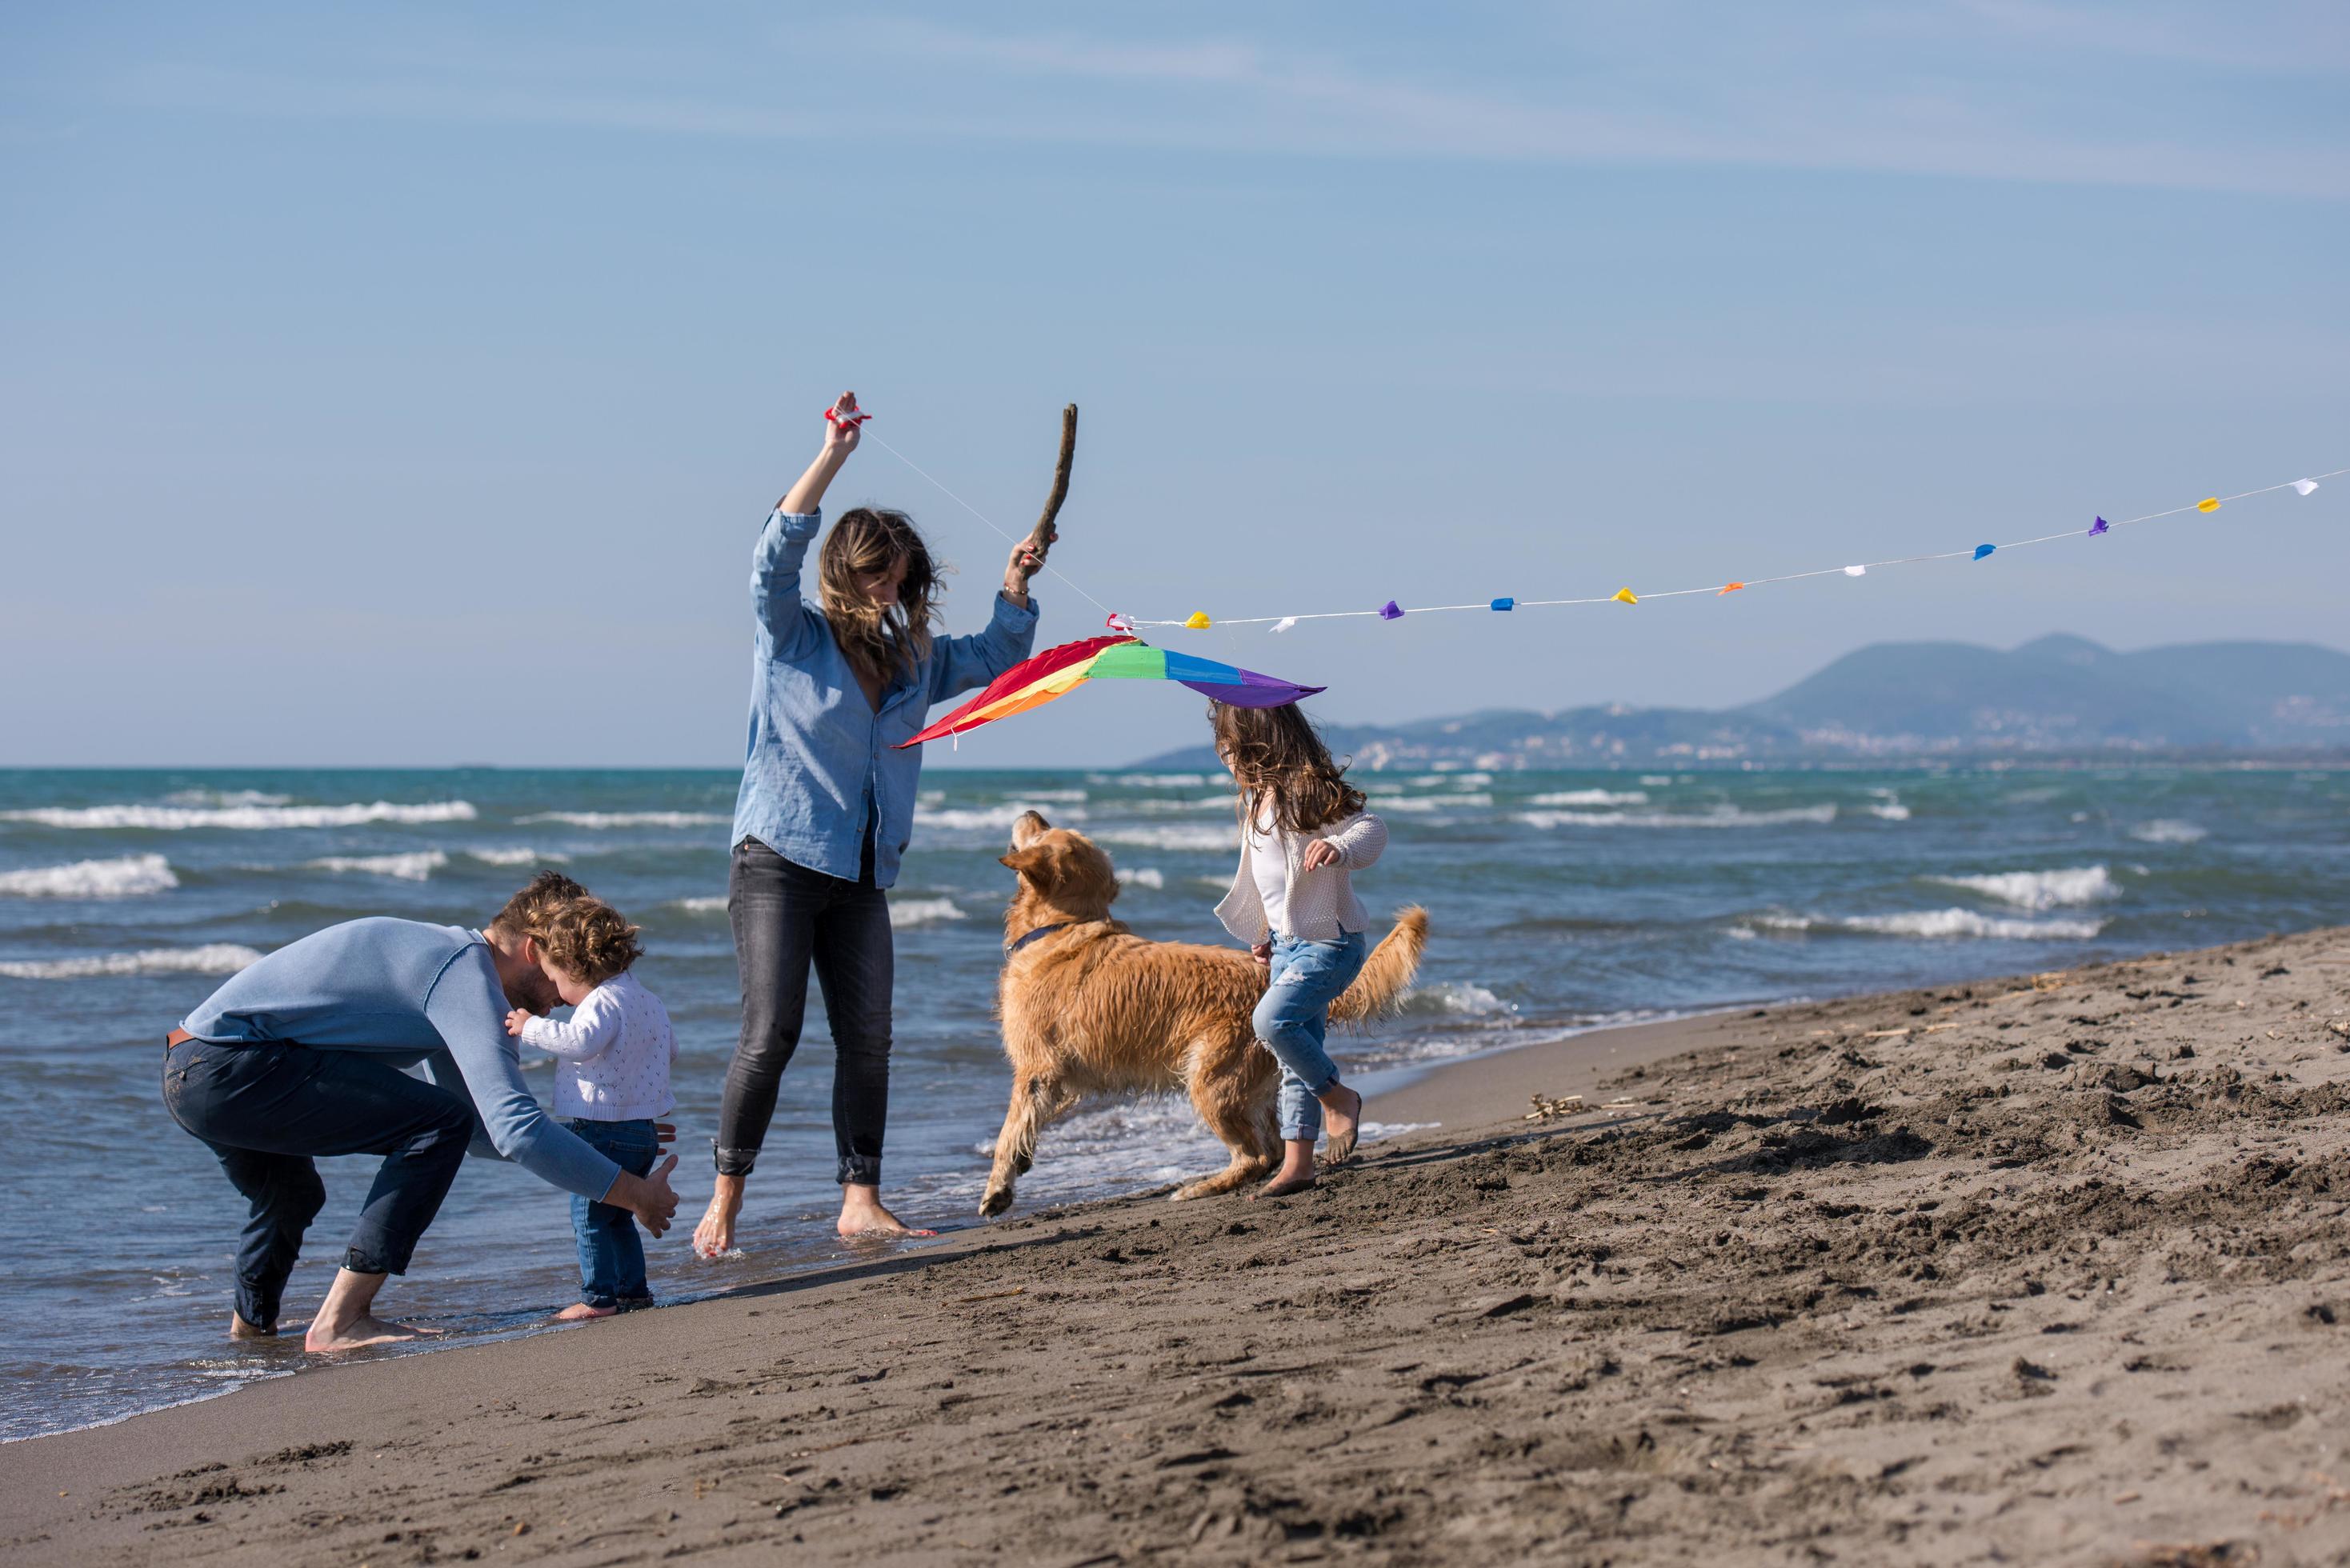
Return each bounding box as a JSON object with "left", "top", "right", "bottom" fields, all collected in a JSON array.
[
  {"left": 515, "top": 810, "right": 727, "bottom": 828},
  {"left": 1015, "top": 789, "right": 1088, "bottom": 803},
  {"left": 1527, "top": 790, "right": 1648, "bottom": 807},
  {"left": 1094, "top": 773, "right": 1211, "bottom": 789},
  {"left": 1749, "top": 909, "right": 2104, "bottom": 941},
  {"left": 1400, "top": 982, "right": 1515, "bottom": 1018},
  {"left": 466, "top": 846, "right": 570, "bottom": 866},
  {"left": 1407, "top": 772, "right": 1492, "bottom": 788},
  {"left": 1091, "top": 824, "right": 1239, "bottom": 852},
  {"left": 917, "top": 804, "right": 1092, "bottom": 832},
  {"left": 1115, "top": 867, "right": 1165, "bottom": 889},
  {"left": 307, "top": 851, "right": 448, "bottom": 882},
  {"left": 672, "top": 896, "right": 729, "bottom": 914},
  {"left": 162, "top": 790, "right": 292, "bottom": 808},
  {"left": 891, "top": 898, "right": 966, "bottom": 930},
  {"left": 1928, "top": 865, "right": 2117, "bottom": 910},
  {"left": 0, "top": 943, "right": 264, "bottom": 980},
  {"left": 2132, "top": 819, "right": 2208, "bottom": 845},
  {"left": 1519, "top": 804, "right": 1838, "bottom": 830},
  {"left": 0, "top": 854, "right": 178, "bottom": 898},
  {"left": 1367, "top": 793, "right": 1491, "bottom": 812},
  {"left": 1639, "top": 775, "right": 1673, "bottom": 786},
  {"left": 4, "top": 800, "right": 477, "bottom": 830}
]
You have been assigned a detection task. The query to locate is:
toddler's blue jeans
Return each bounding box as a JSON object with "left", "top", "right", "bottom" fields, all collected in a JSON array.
[
  {"left": 563, "top": 1117, "right": 659, "bottom": 1310},
  {"left": 1251, "top": 931, "right": 1369, "bottom": 1142}
]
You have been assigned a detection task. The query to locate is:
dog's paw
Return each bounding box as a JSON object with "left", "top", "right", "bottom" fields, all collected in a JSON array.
[{"left": 979, "top": 1188, "right": 1015, "bottom": 1218}]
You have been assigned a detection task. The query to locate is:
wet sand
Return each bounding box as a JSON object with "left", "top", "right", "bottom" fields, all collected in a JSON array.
[{"left": 11, "top": 928, "right": 2350, "bottom": 1564}]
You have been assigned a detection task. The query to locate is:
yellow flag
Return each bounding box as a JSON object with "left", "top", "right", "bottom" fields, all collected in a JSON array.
[
  {"left": 2196, "top": 498, "right": 2221, "bottom": 513},
  {"left": 1612, "top": 587, "right": 1638, "bottom": 605},
  {"left": 1184, "top": 610, "right": 1212, "bottom": 630}
]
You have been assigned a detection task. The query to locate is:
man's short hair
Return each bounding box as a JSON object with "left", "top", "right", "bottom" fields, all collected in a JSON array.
[{"left": 490, "top": 870, "right": 591, "bottom": 937}]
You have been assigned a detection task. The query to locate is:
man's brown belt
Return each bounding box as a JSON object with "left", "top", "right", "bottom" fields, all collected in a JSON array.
[{"left": 165, "top": 1029, "right": 193, "bottom": 1051}]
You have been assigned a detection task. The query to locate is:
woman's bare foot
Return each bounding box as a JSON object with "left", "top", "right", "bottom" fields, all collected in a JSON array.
[
  {"left": 304, "top": 1314, "right": 440, "bottom": 1353},
  {"left": 838, "top": 1183, "right": 936, "bottom": 1238},
  {"left": 554, "top": 1302, "right": 618, "bottom": 1322},
  {"left": 1319, "top": 1082, "right": 1364, "bottom": 1165},
  {"left": 228, "top": 1310, "right": 274, "bottom": 1340},
  {"left": 695, "top": 1174, "right": 746, "bottom": 1258}
]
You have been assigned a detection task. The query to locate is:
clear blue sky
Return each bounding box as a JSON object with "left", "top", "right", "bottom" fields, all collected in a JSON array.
[{"left": 5, "top": 3, "right": 2345, "bottom": 767}]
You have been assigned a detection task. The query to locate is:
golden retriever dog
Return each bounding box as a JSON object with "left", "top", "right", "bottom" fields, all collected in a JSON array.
[{"left": 980, "top": 810, "right": 1427, "bottom": 1216}]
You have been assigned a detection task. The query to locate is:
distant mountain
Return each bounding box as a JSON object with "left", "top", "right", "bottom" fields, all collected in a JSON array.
[{"left": 1134, "top": 636, "right": 2350, "bottom": 770}]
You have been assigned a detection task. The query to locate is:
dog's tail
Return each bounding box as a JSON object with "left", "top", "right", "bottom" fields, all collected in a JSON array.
[{"left": 1329, "top": 906, "right": 1429, "bottom": 1026}]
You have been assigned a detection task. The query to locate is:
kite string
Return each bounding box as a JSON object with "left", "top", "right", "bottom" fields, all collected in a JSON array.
[
  {"left": 1139, "top": 466, "right": 2348, "bottom": 628},
  {"left": 859, "top": 427, "right": 1118, "bottom": 618}
]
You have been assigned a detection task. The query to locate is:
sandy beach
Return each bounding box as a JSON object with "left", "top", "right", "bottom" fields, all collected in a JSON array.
[{"left": 11, "top": 927, "right": 2350, "bottom": 1565}]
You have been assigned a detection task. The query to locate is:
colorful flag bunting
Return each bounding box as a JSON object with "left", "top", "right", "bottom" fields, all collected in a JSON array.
[
  {"left": 1844, "top": 565, "right": 1867, "bottom": 578},
  {"left": 1105, "top": 612, "right": 1135, "bottom": 634},
  {"left": 2088, "top": 517, "right": 2110, "bottom": 536},
  {"left": 1973, "top": 544, "right": 1996, "bottom": 561},
  {"left": 2296, "top": 479, "right": 2320, "bottom": 496},
  {"left": 2197, "top": 498, "right": 2221, "bottom": 513},
  {"left": 1719, "top": 582, "right": 1745, "bottom": 595},
  {"left": 1183, "top": 611, "right": 1212, "bottom": 630},
  {"left": 1490, "top": 598, "right": 1515, "bottom": 611},
  {"left": 1612, "top": 587, "right": 1638, "bottom": 605},
  {"left": 1271, "top": 617, "right": 1298, "bottom": 634},
  {"left": 1379, "top": 600, "right": 1404, "bottom": 620}
]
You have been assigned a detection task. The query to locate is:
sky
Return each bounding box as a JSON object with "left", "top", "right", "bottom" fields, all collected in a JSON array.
[{"left": 3, "top": 2, "right": 2346, "bottom": 768}]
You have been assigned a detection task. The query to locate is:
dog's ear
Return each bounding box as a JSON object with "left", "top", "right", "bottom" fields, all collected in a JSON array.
[{"left": 999, "top": 843, "right": 1053, "bottom": 882}]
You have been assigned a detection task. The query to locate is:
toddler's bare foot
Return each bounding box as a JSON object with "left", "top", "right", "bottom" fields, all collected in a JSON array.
[
  {"left": 695, "top": 1174, "right": 746, "bottom": 1258},
  {"left": 1319, "top": 1083, "right": 1363, "bottom": 1165},
  {"left": 304, "top": 1315, "right": 440, "bottom": 1354},
  {"left": 228, "top": 1310, "right": 274, "bottom": 1340},
  {"left": 554, "top": 1302, "right": 619, "bottom": 1322},
  {"left": 838, "top": 1184, "right": 935, "bottom": 1238}
]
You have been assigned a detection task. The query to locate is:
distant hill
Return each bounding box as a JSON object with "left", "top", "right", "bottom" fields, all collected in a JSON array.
[{"left": 1134, "top": 635, "right": 2350, "bottom": 770}]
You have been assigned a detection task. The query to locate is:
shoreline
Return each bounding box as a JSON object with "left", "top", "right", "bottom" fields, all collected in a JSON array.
[{"left": 12, "top": 930, "right": 2350, "bottom": 1562}]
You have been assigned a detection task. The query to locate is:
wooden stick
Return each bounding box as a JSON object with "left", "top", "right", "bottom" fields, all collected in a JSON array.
[{"left": 1022, "top": 403, "right": 1078, "bottom": 564}]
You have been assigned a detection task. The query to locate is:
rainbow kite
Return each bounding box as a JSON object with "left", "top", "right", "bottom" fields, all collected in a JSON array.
[{"left": 899, "top": 635, "right": 1323, "bottom": 748}]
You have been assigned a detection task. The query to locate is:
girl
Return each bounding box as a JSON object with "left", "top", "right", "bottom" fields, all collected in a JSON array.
[
  {"left": 1211, "top": 701, "right": 1390, "bottom": 1198},
  {"left": 697, "top": 391, "right": 1050, "bottom": 1253},
  {"left": 503, "top": 895, "right": 677, "bottom": 1319}
]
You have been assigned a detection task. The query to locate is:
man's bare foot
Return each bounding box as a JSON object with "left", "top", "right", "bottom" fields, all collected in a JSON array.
[
  {"left": 838, "top": 1183, "right": 936, "bottom": 1239},
  {"left": 1319, "top": 1082, "right": 1363, "bottom": 1165},
  {"left": 228, "top": 1310, "right": 274, "bottom": 1340},
  {"left": 695, "top": 1174, "right": 746, "bottom": 1258},
  {"left": 554, "top": 1302, "right": 618, "bottom": 1322},
  {"left": 304, "top": 1315, "right": 440, "bottom": 1354}
]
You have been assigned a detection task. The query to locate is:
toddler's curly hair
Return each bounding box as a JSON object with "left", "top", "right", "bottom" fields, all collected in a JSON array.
[{"left": 531, "top": 895, "right": 643, "bottom": 987}]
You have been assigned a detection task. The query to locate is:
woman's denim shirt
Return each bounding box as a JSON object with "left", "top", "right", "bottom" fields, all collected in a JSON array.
[{"left": 730, "top": 508, "right": 1039, "bottom": 888}]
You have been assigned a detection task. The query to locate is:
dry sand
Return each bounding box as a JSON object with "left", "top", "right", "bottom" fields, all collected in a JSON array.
[{"left": 12, "top": 929, "right": 2350, "bottom": 1564}]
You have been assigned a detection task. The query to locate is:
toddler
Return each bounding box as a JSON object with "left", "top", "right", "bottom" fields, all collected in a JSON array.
[
  {"left": 506, "top": 896, "right": 678, "bottom": 1318},
  {"left": 1210, "top": 701, "right": 1389, "bottom": 1198}
]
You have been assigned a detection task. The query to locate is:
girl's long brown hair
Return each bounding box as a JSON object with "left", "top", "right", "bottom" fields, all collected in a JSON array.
[
  {"left": 1211, "top": 701, "right": 1366, "bottom": 834},
  {"left": 820, "top": 507, "right": 941, "bottom": 691}
]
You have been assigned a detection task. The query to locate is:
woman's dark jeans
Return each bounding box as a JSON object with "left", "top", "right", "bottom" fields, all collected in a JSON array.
[
  {"left": 564, "top": 1117, "right": 659, "bottom": 1309},
  {"left": 162, "top": 1038, "right": 474, "bottom": 1333},
  {"left": 717, "top": 837, "right": 895, "bottom": 1186}
]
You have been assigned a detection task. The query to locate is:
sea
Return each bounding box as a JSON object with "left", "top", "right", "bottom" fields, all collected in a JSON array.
[{"left": 5, "top": 762, "right": 2348, "bottom": 1442}]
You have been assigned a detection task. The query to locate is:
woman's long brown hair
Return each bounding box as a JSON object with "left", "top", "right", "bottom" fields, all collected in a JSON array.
[
  {"left": 819, "top": 507, "right": 941, "bottom": 692},
  {"left": 1211, "top": 701, "right": 1367, "bottom": 834}
]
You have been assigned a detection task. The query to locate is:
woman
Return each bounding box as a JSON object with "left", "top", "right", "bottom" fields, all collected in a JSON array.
[{"left": 697, "top": 391, "right": 1047, "bottom": 1251}]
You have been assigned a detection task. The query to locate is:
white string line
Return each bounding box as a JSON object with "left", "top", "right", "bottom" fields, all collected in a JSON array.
[
  {"left": 860, "top": 428, "right": 1118, "bottom": 618},
  {"left": 1133, "top": 466, "right": 2348, "bottom": 630}
]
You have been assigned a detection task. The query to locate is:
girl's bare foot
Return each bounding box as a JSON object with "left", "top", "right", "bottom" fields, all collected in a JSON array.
[
  {"left": 838, "top": 1183, "right": 936, "bottom": 1238},
  {"left": 304, "top": 1314, "right": 440, "bottom": 1354},
  {"left": 695, "top": 1174, "right": 746, "bottom": 1257},
  {"left": 1319, "top": 1083, "right": 1363, "bottom": 1165},
  {"left": 1254, "top": 1139, "right": 1320, "bottom": 1200},
  {"left": 554, "top": 1302, "right": 618, "bottom": 1322}
]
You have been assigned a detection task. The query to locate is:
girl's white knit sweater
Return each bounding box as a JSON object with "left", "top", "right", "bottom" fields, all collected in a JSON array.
[{"left": 1214, "top": 806, "right": 1388, "bottom": 943}]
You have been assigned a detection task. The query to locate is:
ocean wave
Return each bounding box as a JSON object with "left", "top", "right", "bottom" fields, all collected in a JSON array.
[
  {"left": 0, "top": 943, "right": 264, "bottom": 980},
  {"left": 3, "top": 800, "right": 478, "bottom": 831},
  {"left": 1527, "top": 790, "right": 1648, "bottom": 807},
  {"left": 1013, "top": 789, "right": 1088, "bottom": 803},
  {"left": 1928, "top": 865, "right": 2117, "bottom": 910},
  {"left": 1519, "top": 804, "right": 1839, "bottom": 830},
  {"left": 162, "top": 790, "right": 292, "bottom": 808},
  {"left": 1399, "top": 982, "right": 1515, "bottom": 1018},
  {"left": 1115, "top": 867, "right": 1165, "bottom": 889},
  {"left": 1092, "top": 773, "right": 1211, "bottom": 789},
  {"left": 1747, "top": 909, "right": 2104, "bottom": 941},
  {"left": 466, "top": 846, "right": 570, "bottom": 866},
  {"left": 0, "top": 854, "right": 178, "bottom": 898},
  {"left": 1407, "top": 772, "right": 1492, "bottom": 787},
  {"left": 890, "top": 898, "right": 966, "bottom": 930},
  {"left": 1091, "top": 824, "right": 1240, "bottom": 852},
  {"left": 671, "top": 896, "right": 729, "bottom": 914},
  {"left": 917, "top": 804, "right": 1091, "bottom": 832},
  {"left": 308, "top": 851, "right": 448, "bottom": 882},
  {"left": 514, "top": 811, "right": 727, "bottom": 828},
  {"left": 2132, "top": 819, "right": 2208, "bottom": 845},
  {"left": 1639, "top": 774, "right": 1673, "bottom": 786},
  {"left": 1367, "top": 793, "right": 1492, "bottom": 813}
]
